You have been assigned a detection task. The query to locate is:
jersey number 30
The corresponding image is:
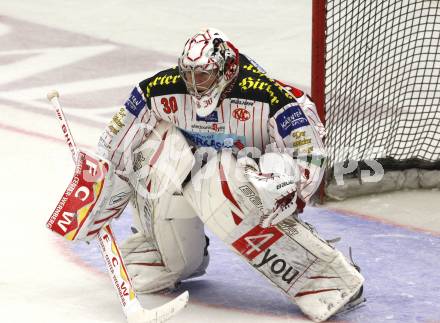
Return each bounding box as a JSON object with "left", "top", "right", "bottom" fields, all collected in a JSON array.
[{"left": 161, "top": 96, "right": 178, "bottom": 114}]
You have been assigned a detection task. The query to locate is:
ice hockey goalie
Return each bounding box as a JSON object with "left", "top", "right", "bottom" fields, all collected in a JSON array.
[{"left": 56, "top": 28, "right": 365, "bottom": 322}]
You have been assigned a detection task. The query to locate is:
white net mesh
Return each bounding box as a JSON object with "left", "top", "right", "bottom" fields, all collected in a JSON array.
[{"left": 321, "top": 0, "right": 440, "bottom": 198}]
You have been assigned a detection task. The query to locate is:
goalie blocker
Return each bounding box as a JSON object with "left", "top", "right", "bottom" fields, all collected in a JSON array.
[
  {"left": 46, "top": 150, "right": 131, "bottom": 241},
  {"left": 183, "top": 150, "right": 364, "bottom": 322}
]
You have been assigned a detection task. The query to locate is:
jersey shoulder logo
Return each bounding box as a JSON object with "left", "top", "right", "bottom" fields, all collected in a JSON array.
[
  {"left": 124, "top": 87, "right": 146, "bottom": 117},
  {"left": 275, "top": 104, "right": 309, "bottom": 138},
  {"left": 142, "top": 67, "right": 186, "bottom": 100}
]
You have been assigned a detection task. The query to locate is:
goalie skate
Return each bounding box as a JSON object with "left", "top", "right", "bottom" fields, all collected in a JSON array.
[{"left": 334, "top": 252, "right": 366, "bottom": 315}]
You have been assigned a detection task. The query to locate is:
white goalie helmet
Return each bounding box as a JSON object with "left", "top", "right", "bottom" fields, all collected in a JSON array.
[{"left": 178, "top": 28, "right": 239, "bottom": 117}]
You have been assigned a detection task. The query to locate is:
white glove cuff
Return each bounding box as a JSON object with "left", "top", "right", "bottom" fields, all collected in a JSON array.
[{"left": 259, "top": 152, "right": 300, "bottom": 180}]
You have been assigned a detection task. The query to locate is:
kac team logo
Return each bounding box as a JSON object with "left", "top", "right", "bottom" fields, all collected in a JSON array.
[{"left": 232, "top": 108, "right": 250, "bottom": 121}]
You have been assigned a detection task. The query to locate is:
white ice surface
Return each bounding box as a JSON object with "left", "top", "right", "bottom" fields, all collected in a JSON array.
[
  {"left": 1, "top": 0, "right": 312, "bottom": 90},
  {"left": 0, "top": 1, "right": 439, "bottom": 323}
]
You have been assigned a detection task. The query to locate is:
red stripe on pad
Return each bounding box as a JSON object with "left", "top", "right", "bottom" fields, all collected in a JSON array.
[
  {"left": 132, "top": 249, "right": 158, "bottom": 254},
  {"left": 219, "top": 163, "right": 242, "bottom": 211},
  {"left": 149, "top": 130, "right": 168, "bottom": 167},
  {"left": 87, "top": 228, "right": 101, "bottom": 236},
  {"left": 231, "top": 211, "right": 242, "bottom": 225},
  {"left": 295, "top": 288, "right": 340, "bottom": 297},
  {"left": 131, "top": 262, "right": 165, "bottom": 267}
]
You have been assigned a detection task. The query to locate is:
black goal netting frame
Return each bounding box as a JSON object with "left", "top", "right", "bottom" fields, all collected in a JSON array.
[{"left": 312, "top": 0, "right": 440, "bottom": 199}]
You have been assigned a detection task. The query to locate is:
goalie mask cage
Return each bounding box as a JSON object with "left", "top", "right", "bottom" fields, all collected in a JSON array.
[{"left": 312, "top": 0, "right": 440, "bottom": 200}]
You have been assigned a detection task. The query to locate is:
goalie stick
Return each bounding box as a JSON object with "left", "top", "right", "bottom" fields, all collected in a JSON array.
[{"left": 46, "top": 90, "right": 189, "bottom": 323}]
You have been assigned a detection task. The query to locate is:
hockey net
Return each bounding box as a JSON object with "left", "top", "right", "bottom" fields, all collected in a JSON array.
[{"left": 312, "top": 0, "right": 440, "bottom": 200}]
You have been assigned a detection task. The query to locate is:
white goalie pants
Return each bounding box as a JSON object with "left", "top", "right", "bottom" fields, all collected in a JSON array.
[{"left": 119, "top": 121, "right": 209, "bottom": 293}]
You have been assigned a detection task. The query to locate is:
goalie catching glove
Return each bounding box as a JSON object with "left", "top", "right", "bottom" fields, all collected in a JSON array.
[
  {"left": 237, "top": 153, "right": 300, "bottom": 228},
  {"left": 46, "top": 150, "right": 132, "bottom": 241}
]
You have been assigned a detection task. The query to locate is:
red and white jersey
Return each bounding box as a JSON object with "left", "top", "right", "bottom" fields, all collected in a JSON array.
[{"left": 98, "top": 54, "right": 326, "bottom": 203}]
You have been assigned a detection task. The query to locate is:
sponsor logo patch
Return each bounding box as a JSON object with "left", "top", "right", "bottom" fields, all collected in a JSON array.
[
  {"left": 238, "top": 185, "right": 264, "bottom": 211},
  {"left": 124, "top": 87, "right": 146, "bottom": 117},
  {"left": 108, "top": 108, "right": 127, "bottom": 135},
  {"left": 232, "top": 225, "right": 284, "bottom": 260},
  {"left": 254, "top": 248, "right": 300, "bottom": 287},
  {"left": 181, "top": 130, "right": 245, "bottom": 150},
  {"left": 109, "top": 192, "right": 128, "bottom": 206},
  {"left": 275, "top": 105, "right": 309, "bottom": 138},
  {"left": 230, "top": 98, "right": 254, "bottom": 106},
  {"left": 146, "top": 72, "right": 181, "bottom": 98},
  {"left": 196, "top": 110, "right": 219, "bottom": 122},
  {"left": 277, "top": 218, "right": 300, "bottom": 238}
]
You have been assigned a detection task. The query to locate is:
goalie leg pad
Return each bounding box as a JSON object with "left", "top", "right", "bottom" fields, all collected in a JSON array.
[
  {"left": 286, "top": 218, "right": 364, "bottom": 322},
  {"left": 120, "top": 231, "right": 177, "bottom": 293},
  {"left": 122, "top": 121, "right": 207, "bottom": 293},
  {"left": 156, "top": 196, "right": 208, "bottom": 282},
  {"left": 127, "top": 120, "right": 195, "bottom": 200},
  {"left": 183, "top": 151, "right": 363, "bottom": 322},
  {"left": 125, "top": 194, "right": 208, "bottom": 293}
]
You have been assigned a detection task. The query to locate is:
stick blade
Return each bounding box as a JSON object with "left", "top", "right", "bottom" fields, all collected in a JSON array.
[
  {"left": 127, "top": 291, "right": 189, "bottom": 323},
  {"left": 47, "top": 90, "right": 59, "bottom": 101}
]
